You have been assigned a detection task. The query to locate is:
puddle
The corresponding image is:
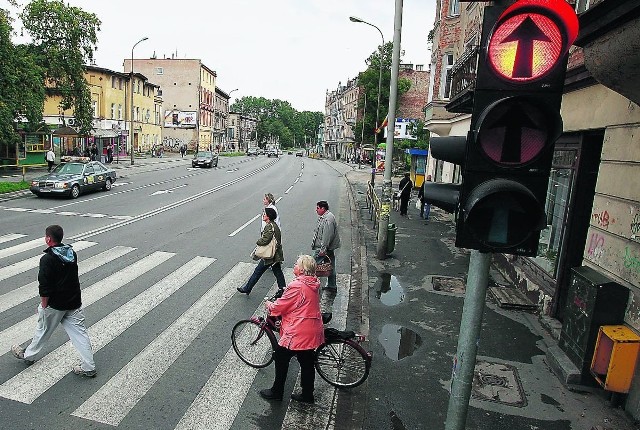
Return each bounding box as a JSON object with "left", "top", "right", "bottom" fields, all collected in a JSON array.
[
  {"left": 376, "top": 273, "right": 405, "bottom": 306},
  {"left": 378, "top": 324, "right": 422, "bottom": 361}
]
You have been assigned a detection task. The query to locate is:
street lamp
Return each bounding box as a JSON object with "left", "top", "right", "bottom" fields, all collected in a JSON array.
[
  {"left": 130, "top": 36, "right": 148, "bottom": 165},
  {"left": 350, "top": 16, "right": 384, "bottom": 188},
  {"left": 227, "top": 89, "right": 238, "bottom": 151}
]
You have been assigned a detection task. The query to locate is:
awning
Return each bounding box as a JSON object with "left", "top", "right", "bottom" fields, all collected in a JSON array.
[
  {"left": 91, "top": 129, "right": 119, "bottom": 138},
  {"left": 52, "top": 126, "right": 79, "bottom": 136}
]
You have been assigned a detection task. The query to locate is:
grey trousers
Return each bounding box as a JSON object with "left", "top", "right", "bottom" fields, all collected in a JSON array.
[{"left": 24, "top": 305, "right": 96, "bottom": 371}]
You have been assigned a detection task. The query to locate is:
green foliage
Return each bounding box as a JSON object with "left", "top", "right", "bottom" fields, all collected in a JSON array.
[
  {"left": 231, "top": 97, "right": 323, "bottom": 147},
  {"left": 0, "top": 181, "right": 30, "bottom": 194},
  {"left": 219, "top": 151, "right": 245, "bottom": 157},
  {"left": 20, "top": 0, "right": 100, "bottom": 135}
]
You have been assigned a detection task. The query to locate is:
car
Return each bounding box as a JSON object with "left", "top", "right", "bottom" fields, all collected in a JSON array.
[
  {"left": 192, "top": 150, "right": 218, "bottom": 168},
  {"left": 257, "top": 148, "right": 265, "bottom": 155},
  {"left": 296, "top": 150, "right": 304, "bottom": 157},
  {"left": 267, "top": 149, "right": 279, "bottom": 157},
  {"left": 246, "top": 147, "right": 258, "bottom": 156},
  {"left": 30, "top": 159, "right": 117, "bottom": 199},
  {"left": 288, "top": 151, "right": 293, "bottom": 155}
]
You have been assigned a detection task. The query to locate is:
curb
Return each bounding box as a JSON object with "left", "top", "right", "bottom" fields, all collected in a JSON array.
[{"left": 0, "top": 189, "right": 32, "bottom": 202}]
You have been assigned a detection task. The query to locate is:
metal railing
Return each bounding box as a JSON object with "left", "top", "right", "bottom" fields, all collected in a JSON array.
[
  {"left": 449, "top": 46, "right": 479, "bottom": 101},
  {"left": 366, "top": 181, "right": 381, "bottom": 232}
]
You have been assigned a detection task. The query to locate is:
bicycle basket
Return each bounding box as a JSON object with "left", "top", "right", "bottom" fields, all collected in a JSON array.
[{"left": 315, "top": 256, "right": 333, "bottom": 278}]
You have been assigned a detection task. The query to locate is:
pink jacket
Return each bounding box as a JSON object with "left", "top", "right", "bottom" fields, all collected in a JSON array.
[{"left": 266, "top": 275, "right": 325, "bottom": 350}]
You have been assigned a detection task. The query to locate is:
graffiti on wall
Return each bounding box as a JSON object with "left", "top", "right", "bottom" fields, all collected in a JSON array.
[
  {"left": 161, "top": 137, "right": 183, "bottom": 150},
  {"left": 591, "top": 210, "right": 614, "bottom": 229},
  {"left": 586, "top": 232, "right": 606, "bottom": 260}
]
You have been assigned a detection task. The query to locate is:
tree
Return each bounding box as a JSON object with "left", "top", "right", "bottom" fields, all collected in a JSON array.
[
  {"left": 0, "top": 8, "right": 45, "bottom": 157},
  {"left": 20, "top": 0, "right": 100, "bottom": 135}
]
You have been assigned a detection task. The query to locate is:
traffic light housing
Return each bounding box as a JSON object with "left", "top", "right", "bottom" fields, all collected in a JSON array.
[
  {"left": 422, "top": 135, "right": 467, "bottom": 214},
  {"left": 455, "top": 0, "right": 578, "bottom": 256}
]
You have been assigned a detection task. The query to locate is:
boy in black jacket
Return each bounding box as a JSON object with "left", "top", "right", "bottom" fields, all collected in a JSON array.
[{"left": 11, "top": 225, "right": 96, "bottom": 377}]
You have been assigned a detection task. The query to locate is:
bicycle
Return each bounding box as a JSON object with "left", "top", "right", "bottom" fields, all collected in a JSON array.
[{"left": 231, "top": 303, "right": 372, "bottom": 388}]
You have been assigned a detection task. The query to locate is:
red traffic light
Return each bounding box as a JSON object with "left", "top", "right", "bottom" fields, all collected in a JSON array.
[{"left": 488, "top": 0, "right": 579, "bottom": 83}]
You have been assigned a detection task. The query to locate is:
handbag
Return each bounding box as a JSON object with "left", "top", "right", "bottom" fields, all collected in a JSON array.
[
  {"left": 315, "top": 256, "right": 333, "bottom": 277},
  {"left": 252, "top": 237, "right": 277, "bottom": 260}
]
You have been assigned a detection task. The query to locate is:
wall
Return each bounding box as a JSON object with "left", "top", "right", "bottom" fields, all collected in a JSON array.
[{"left": 397, "top": 69, "right": 430, "bottom": 120}]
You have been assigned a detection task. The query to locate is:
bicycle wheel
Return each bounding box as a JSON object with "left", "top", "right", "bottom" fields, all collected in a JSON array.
[
  {"left": 231, "top": 319, "right": 277, "bottom": 368},
  {"left": 315, "top": 338, "right": 371, "bottom": 388}
]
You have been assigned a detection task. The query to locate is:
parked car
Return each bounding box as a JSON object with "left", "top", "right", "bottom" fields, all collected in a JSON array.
[
  {"left": 30, "top": 159, "right": 117, "bottom": 199},
  {"left": 246, "top": 147, "right": 258, "bottom": 156},
  {"left": 267, "top": 149, "right": 279, "bottom": 157},
  {"left": 296, "top": 150, "right": 304, "bottom": 157},
  {"left": 192, "top": 150, "right": 218, "bottom": 168},
  {"left": 257, "top": 148, "right": 265, "bottom": 155}
]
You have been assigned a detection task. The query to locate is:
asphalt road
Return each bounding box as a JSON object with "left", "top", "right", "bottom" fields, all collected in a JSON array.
[{"left": 0, "top": 154, "right": 358, "bottom": 430}]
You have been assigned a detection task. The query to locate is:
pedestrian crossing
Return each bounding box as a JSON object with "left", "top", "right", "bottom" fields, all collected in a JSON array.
[
  {"left": 0, "top": 233, "right": 353, "bottom": 429},
  {"left": 0, "top": 205, "right": 133, "bottom": 221}
]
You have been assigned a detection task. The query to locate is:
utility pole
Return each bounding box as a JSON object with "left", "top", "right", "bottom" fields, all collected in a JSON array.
[{"left": 376, "top": 0, "right": 402, "bottom": 260}]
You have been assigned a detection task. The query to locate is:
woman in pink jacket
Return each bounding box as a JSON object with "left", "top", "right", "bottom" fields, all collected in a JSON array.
[{"left": 260, "top": 255, "right": 325, "bottom": 404}]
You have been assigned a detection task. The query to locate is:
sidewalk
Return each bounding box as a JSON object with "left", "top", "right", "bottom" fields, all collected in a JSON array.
[{"left": 344, "top": 167, "right": 637, "bottom": 430}]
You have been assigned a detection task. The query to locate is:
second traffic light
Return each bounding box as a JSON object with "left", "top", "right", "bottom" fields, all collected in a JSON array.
[{"left": 454, "top": 0, "right": 578, "bottom": 256}]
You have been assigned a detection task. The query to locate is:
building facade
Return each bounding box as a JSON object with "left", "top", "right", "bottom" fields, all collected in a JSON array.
[
  {"left": 425, "top": 0, "right": 640, "bottom": 419},
  {"left": 397, "top": 64, "right": 430, "bottom": 121},
  {"left": 323, "top": 78, "right": 360, "bottom": 160},
  {"left": 227, "top": 112, "right": 258, "bottom": 152},
  {"left": 124, "top": 58, "right": 216, "bottom": 152},
  {"left": 213, "top": 87, "right": 231, "bottom": 150}
]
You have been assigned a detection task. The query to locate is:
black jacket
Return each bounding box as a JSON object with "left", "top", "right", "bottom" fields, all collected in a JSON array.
[
  {"left": 38, "top": 244, "right": 82, "bottom": 310},
  {"left": 399, "top": 177, "right": 413, "bottom": 198}
]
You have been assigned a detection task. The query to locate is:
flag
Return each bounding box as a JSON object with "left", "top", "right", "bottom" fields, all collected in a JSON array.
[{"left": 375, "top": 115, "right": 389, "bottom": 134}]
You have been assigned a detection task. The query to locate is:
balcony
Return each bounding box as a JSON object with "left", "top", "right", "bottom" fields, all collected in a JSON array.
[{"left": 445, "top": 46, "right": 479, "bottom": 114}]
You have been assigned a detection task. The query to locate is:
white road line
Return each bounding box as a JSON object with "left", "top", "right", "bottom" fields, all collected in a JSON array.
[
  {"left": 72, "top": 262, "right": 253, "bottom": 426},
  {"left": 174, "top": 270, "right": 292, "bottom": 430},
  {"left": 228, "top": 214, "right": 261, "bottom": 237},
  {"left": 0, "top": 246, "right": 135, "bottom": 315},
  {"left": 0, "top": 233, "right": 26, "bottom": 244},
  {"left": 29, "top": 209, "right": 55, "bottom": 214},
  {"left": 281, "top": 274, "right": 351, "bottom": 430},
  {"left": 0, "top": 241, "right": 96, "bottom": 283},
  {"left": 275, "top": 196, "right": 283, "bottom": 203},
  {"left": 4, "top": 207, "right": 29, "bottom": 212},
  {"left": 0, "top": 255, "right": 213, "bottom": 404},
  {"left": 0, "top": 251, "right": 174, "bottom": 349},
  {"left": 109, "top": 215, "right": 133, "bottom": 220},
  {"left": 0, "top": 238, "right": 46, "bottom": 260},
  {"left": 285, "top": 185, "right": 293, "bottom": 194},
  {"left": 294, "top": 178, "right": 300, "bottom": 184}
]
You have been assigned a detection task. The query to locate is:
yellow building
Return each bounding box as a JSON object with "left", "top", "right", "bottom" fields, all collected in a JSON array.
[{"left": 43, "top": 65, "right": 162, "bottom": 159}]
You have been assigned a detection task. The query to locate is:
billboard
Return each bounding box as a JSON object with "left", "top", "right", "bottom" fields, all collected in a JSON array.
[
  {"left": 384, "top": 118, "right": 418, "bottom": 140},
  {"left": 164, "top": 110, "right": 197, "bottom": 128}
]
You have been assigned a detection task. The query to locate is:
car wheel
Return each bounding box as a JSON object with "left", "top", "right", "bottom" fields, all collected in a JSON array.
[
  {"left": 103, "top": 178, "right": 112, "bottom": 191},
  {"left": 208, "top": 162, "right": 213, "bottom": 168},
  {"left": 70, "top": 185, "right": 80, "bottom": 199}
]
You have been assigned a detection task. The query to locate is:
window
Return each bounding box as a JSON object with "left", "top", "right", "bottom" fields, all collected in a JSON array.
[
  {"left": 575, "top": 0, "right": 590, "bottom": 13},
  {"left": 155, "top": 67, "right": 164, "bottom": 75},
  {"left": 111, "top": 76, "right": 116, "bottom": 88},
  {"left": 118, "top": 104, "right": 123, "bottom": 120},
  {"left": 441, "top": 53, "right": 454, "bottom": 99},
  {"left": 449, "top": 0, "right": 460, "bottom": 16},
  {"left": 111, "top": 103, "right": 116, "bottom": 119},
  {"left": 135, "top": 107, "right": 140, "bottom": 121}
]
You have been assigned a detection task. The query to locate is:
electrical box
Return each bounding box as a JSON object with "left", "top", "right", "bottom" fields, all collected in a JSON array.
[{"left": 590, "top": 325, "right": 640, "bottom": 393}]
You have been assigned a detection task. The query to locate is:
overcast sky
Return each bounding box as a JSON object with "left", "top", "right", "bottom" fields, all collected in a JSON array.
[{"left": 8, "top": 0, "right": 436, "bottom": 112}]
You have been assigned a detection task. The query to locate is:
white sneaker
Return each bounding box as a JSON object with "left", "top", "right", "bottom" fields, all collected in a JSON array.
[{"left": 72, "top": 365, "right": 96, "bottom": 378}]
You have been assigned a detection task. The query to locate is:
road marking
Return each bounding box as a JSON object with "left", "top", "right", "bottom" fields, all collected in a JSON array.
[
  {"left": 150, "top": 184, "right": 188, "bottom": 196},
  {"left": 228, "top": 214, "right": 261, "bottom": 237},
  {"left": 285, "top": 185, "right": 293, "bottom": 194},
  {"left": 0, "top": 241, "right": 96, "bottom": 283},
  {"left": 0, "top": 233, "right": 26, "bottom": 244},
  {"left": 0, "top": 251, "right": 174, "bottom": 349},
  {"left": 0, "top": 254, "right": 212, "bottom": 404},
  {"left": 72, "top": 262, "right": 252, "bottom": 426},
  {"left": 0, "top": 238, "right": 46, "bottom": 260},
  {"left": 4, "top": 207, "right": 29, "bottom": 212},
  {"left": 174, "top": 270, "right": 292, "bottom": 430},
  {"left": 29, "top": 209, "right": 55, "bottom": 214},
  {"left": 0, "top": 246, "right": 136, "bottom": 315}
]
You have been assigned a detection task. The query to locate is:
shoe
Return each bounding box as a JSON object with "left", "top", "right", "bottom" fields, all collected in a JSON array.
[
  {"left": 11, "top": 344, "right": 34, "bottom": 364},
  {"left": 259, "top": 388, "right": 283, "bottom": 401},
  {"left": 290, "top": 392, "right": 314, "bottom": 404},
  {"left": 236, "top": 287, "right": 249, "bottom": 295},
  {"left": 72, "top": 365, "right": 96, "bottom": 378}
]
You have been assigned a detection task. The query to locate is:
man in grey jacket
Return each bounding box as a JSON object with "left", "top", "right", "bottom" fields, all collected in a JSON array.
[{"left": 311, "top": 200, "right": 341, "bottom": 291}]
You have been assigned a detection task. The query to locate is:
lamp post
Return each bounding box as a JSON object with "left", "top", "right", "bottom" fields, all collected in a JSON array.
[
  {"left": 130, "top": 36, "right": 148, "bottom": 166},
  {"left": 227, "top": 89, "right": 238, "bottom": 151},
  {"left": 350, "top": 16, "right": 384, "bottom": 188}
]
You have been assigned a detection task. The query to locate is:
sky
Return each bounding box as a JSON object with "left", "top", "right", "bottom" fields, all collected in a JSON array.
[{"left": 7, "top": 0, "right": 437, "bottom": 113}]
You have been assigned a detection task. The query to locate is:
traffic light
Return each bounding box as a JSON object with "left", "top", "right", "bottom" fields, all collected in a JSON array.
[
  {"left": 422, "top": 135, "right": 467, "bottom": 214},
  {"left": 456, "top": 0, "right": 579, "bottom": 256}
]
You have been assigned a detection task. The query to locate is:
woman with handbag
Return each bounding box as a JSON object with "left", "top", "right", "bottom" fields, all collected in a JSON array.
[{"left": 237, "top": 207, "right": 286, "bottom": 295}]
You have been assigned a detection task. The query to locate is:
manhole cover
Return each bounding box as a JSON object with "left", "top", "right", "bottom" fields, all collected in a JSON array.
[
  {"left": 471, "top": 360, "right": 527, "bottom": 407},
  {"left": 432, "top": 276, "right": 466, "bottom": 294}
]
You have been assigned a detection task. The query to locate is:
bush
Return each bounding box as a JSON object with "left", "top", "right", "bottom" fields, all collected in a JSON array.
[{"left": 0, "top": 181, "right": 31, "bottom": 194}]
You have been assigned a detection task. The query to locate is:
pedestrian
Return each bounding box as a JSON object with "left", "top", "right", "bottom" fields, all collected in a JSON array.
[
  {"left": 11, "top": 225, "right": 96, "bottom": 377},
  {"left": 180, "top": 145, "right": 185, "bottom": 158},
  {"left": 106, "top": 143, "right": 113, "bottom": 164},
  {"left": 259, "top": 255, "right": 324, "bottom": 404},
  {"left": 417, "top": 174, "right": 432, "bottom": 220},
  {"left": 261, "top": 193, "right": 281, "bottom": 232},
  {"left": 237, "top": 207, "right": 286, "bottom": 295},
  {"left": 399, "top": 172, "right": 413, "bottom": 216},
  {"left": 45, "top": 147, "right": 55, "bottom": 172},
  {"left": 311, "top": 200, "right": 341, "bottom": 292}
]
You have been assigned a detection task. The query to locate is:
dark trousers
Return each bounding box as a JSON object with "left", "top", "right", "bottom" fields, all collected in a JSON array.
[
  {"left": 47, "top": 161, "right": 54, "bottom": 172},
  {"left": 400, "top": 195, "right": 410, "bottom": 215},
  {"left": 242, "top": 260, "right": 286, "bottom": 293},
  {"left": 271, "top": 345, "right": 316, "bottom": 399},
  {"left": 326, "top": 249, "right": 337, "bottom": 287}
]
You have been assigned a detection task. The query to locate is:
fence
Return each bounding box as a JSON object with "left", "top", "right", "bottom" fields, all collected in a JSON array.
[{"left": 365, "top": 181, "right": 381, "bottom": 232}]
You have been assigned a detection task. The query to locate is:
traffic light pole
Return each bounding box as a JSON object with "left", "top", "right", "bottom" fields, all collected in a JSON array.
[
  {"left": 376, "top": 0, "right": 402, "bottom": 260},
  {"left": 445, "top": 250, "right": 491, "bottom": 430}
]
